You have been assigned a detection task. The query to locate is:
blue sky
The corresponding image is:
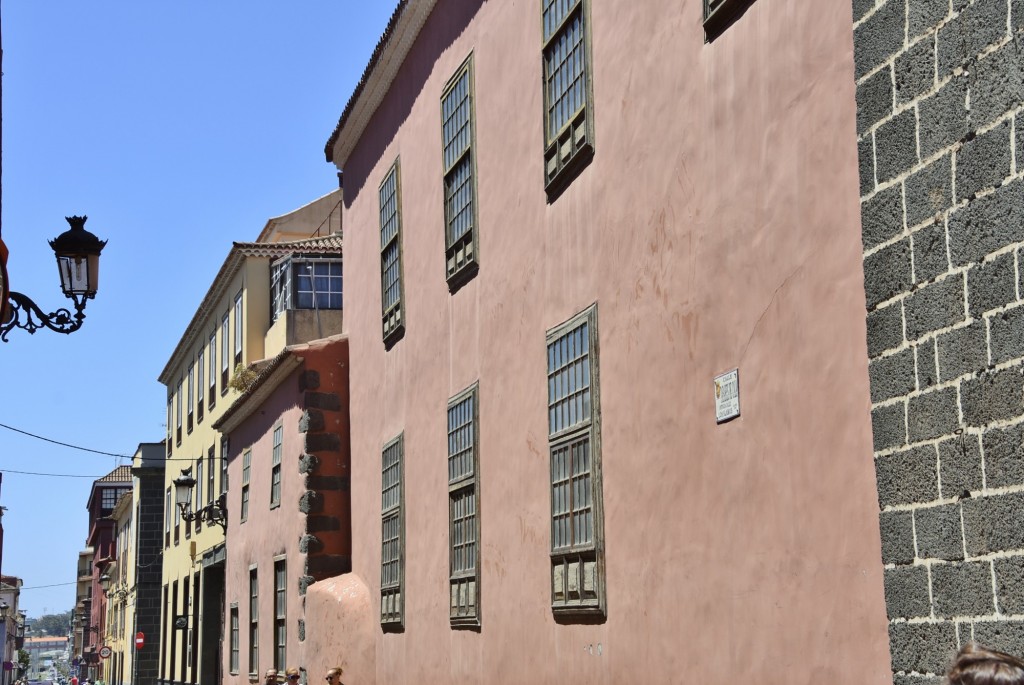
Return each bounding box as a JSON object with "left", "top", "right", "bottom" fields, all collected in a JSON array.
[{"left": 0, "top": 1, "right": 396, "bottom": 619}]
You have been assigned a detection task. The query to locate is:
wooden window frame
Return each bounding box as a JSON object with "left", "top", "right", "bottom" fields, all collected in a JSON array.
[
  {"left": 169, "top": 580, "right": 178, "bottom": 682},
  {"left": 195, "top": 458, "right": 204, "bottom": 534},
  {"left": 174, "top": 487, "right": 181, "bottom": 546},
  {"left": 221, "top": 312, "right": 231, "bottom": 394},
  {"left": 166, "top": 394, "right": 173, "bottom": 457},
  {"left": 241, "top": 449, "right": 252, "bottom": 523},
  {"left": 229, "top": 603, "right": 239, "bottom": 674},
  {"left": 380, "top": 433, "right": 405, "bottom": 629},
  {"left": 447, "top": 384, "right": 481, "bottom": 627},
  {"left": 160, "top": 584, "right": 168, "bottom": 680},
  {"left": 545, "top": 304, "right": 606, "bottom": 618},
  {"left": 164, "top": 487, "right": 171, "bottom": 548},
  {"left": 379, "top": 160, "right": 406, "bottom": 348},
  {"left": 248, "top": 567, "right": 258, "bottom": 677},
  {"left": 296, "top": 257, "right": 344, "bottom": 310},
  {"left": 221, "top": 437, "right": 229, "bottom": 495},
  {"left": 208, "top": 444, "right": 216, "bottom": 506},
  {"left": 187, "top": 361, "right": 195, "bottom": 434},
  {"left": 181, "top": 580, "right": 190, "bottom": 678},
  {"left": 440, "top": 55, "right": 480, "bottom": 290},
  {"left": 541, "top": 0, "right": 595, "bottom": 200},
  {"left": 234, "top": 291, "right": 243, "bottom": 367},
  {"left": 273, "top": 557, "right": 287, "bottom": 671},
  {"left": 208, "top": 331, "right": 217, "bottom": 409},
  {"left": 270, "top": 425, "right": 283, "bottom": 508},
  {"left": 270, "top": 257, "right": 292, "bottom": 321},
  {"left": 197, "top": 348, "right": 205, "bottom": 424},
  {"left": 175, "top": 378, "right": 183, "bottom": 446}
]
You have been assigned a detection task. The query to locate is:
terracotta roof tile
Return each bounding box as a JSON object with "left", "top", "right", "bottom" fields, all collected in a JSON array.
[
  {"left": 231, "top": 234, "right": 343, "bottom": 257},
  {"left": 324, "top": 0, "right": 410, "bottom": 163},
  {"left": 96, "top": 465, "right": 132, "bottom": 484},
  {"left": 158, "top": 235, "right": 342, "bottom": 384}
]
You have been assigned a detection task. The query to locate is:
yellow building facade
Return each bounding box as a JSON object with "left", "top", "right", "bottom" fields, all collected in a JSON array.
[
  {"left": 156, "top": 191, "right": 342, "bottom": 685},
  {"left": 105, "top": 492, "right": 133, "bottom": 685}
]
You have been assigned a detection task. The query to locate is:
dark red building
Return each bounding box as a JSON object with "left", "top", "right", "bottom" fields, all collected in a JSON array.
[{"left": 80, "top": 466, "right": 131, "bottom": 680}]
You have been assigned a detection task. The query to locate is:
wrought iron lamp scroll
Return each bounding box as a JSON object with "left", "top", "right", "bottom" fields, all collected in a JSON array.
[
  {"left": 174, "top": 467, "right": 228, "bottom": 531},
  {"left": 0, "top": 216, "right": 107, "bottom": 341},
  {"left": 99, "top": 573, "right": 129, "bottom": 601}
]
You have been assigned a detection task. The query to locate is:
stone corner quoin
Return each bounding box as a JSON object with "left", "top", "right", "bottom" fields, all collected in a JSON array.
[{"left": 854, "top": 0, "right": 1024, "bottom": 677}]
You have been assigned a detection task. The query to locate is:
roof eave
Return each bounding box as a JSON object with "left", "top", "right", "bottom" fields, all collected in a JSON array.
[
  {"left": 325, "top": 0, "right": 437, "bottom": 167},
  {"left": 212, "top": 353, "right": 305, "bottom": 435},
  {"left": 157, "top": 247, "right": 246, "bottom": 385},
  {"left": 157, "top": 236, "right": 343, "bottom": 385}
]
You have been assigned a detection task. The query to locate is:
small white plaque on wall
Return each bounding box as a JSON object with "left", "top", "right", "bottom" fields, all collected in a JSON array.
[{"left": 714, "top": 368, "right": 740, "bottom": 423}]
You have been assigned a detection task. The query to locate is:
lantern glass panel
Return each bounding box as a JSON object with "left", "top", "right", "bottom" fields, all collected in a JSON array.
[
  {"left": 174, "top": 478, "right": 194, "bottom": 507},
  {"left": 56, "top": 254, "right": 98, "bottom": 296}
]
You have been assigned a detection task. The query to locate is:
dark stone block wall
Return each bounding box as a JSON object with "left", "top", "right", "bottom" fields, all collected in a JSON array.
[
  {"left": 133, "top": 462, "right": 166, "bottom": 685},
  {"left": 853, "top": 0, "right": 1024, "bottom": 681}
]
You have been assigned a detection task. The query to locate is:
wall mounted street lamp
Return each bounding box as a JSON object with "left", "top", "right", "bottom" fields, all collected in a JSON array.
[
  {"left": 0, "top": 216, "right": 107, "bottom": 342},
  {"left": 76, "top": 611, "right": 98, "bottom": 635},
  {"left": 174, "top": 468, "right": 228, "bottom": 531},
  {"left": 98, "top": 574, "right": 128, "bottom": 601}
]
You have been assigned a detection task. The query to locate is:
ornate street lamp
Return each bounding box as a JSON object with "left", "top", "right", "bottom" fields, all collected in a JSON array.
[
  {"left": 0, "top": 216, "right": 107, "bottom": 341},
  {"left": 174, "top": 467, "right": 227, "bottom": 531},
  {"left": 98, "top": 574, "right": 128, "bottom": 601}
]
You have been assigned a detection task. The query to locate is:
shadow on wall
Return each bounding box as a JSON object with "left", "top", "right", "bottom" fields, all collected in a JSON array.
[
  {"left": 341, "top": 0, "right": 486, "bottom": 204},
  {"left": 301, "top": 573, "right": 376, "bottom": 685}
]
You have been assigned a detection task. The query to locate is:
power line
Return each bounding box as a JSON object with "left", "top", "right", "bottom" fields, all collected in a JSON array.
[
  {"left": 0, "top": 422, "right": 132, "bottom": 459},
  {"left": 0, "top": 469, "right": 101, "bottom": 478},
  {"left": 19, "top": 582, "right": 77, "bottom": 590},
  {"left": 0, "top": 421, "right": 231, "bottom": 466}
]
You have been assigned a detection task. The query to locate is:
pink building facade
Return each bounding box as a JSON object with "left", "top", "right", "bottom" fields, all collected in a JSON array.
[
  {"left": 216, "top": 337, "right": 351, "bottom": 685},
  {"left": 301, "top": 0, "right": 895, "bottom": 682}
]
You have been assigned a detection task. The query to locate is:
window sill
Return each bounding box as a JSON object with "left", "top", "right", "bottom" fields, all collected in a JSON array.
[
  {"left": 269, "top": 502, "right": 280, "bottom": 511},
  {"left": 446, "top": 260, "right": 478, "bottom": 295},
  {"left": 551, "top": 602, "right": 606, "bottom": 622},
  {"left": 703, "top": 0, "right": 755, "bottom": 41},
  {"left": 383, "top": 323, "right": 405, "bottom": 351},
  {"left": 544, "top": 142, "right": 593, "bottom": 203},
  {"left": 380, "top": 619, "right": 404, "bottom": 633},
  {"left": 449, "top": 615, "right": 480, "bottom": 629}
]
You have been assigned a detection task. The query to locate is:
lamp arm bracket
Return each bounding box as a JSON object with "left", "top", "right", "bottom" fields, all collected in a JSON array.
[{"left": 1, "top": 291, "right": 86, "bottom": 341}]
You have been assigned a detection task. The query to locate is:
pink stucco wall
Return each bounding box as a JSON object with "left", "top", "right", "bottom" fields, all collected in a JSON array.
[
  {"left": 223, "top": 376, "right": 306, "bottom": 685},
  {"left": 313, "top": 0, "right": 892, "bottom": 682},
  {"left": 223, "top": 339, "right": 352, "bottom": 685}
]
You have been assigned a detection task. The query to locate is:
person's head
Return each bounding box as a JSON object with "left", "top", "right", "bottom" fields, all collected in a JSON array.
[
  {"left": 948, "top": 643, "right": 1024, "bottom": 685},
  {"left": 324, "top": 666, "right": 343, "bottom": 685},
  {"left": 285, "top": 668, "right": 301, "bottom": 683},
  {"left": 264, "top": 669, "right": 278, "bottom": 684}
]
